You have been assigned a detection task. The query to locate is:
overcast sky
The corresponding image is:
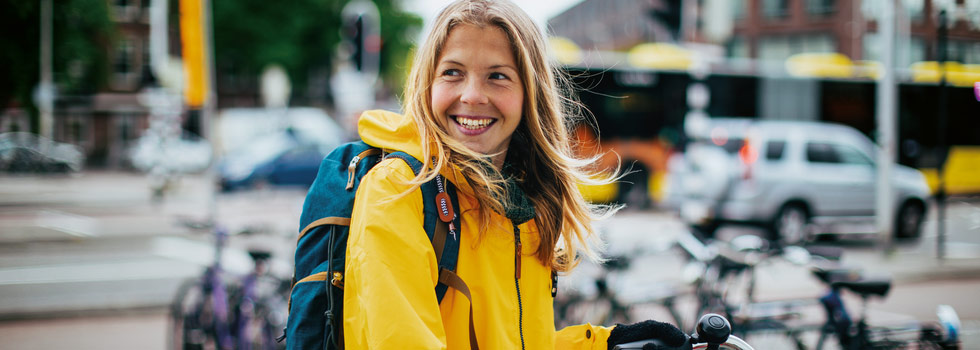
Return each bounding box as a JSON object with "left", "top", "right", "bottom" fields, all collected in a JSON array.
[{"left": 401, "top": 0, "right": 585, "bottom": 30}]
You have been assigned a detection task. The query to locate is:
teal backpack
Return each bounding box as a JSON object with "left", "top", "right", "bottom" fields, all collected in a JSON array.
[{"left": 284, "top": 141, "right": 476, "bottom": 350}]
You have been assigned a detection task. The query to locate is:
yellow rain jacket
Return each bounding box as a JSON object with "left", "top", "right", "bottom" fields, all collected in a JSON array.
[{"left": 344, "top": 110, "right": 612, "bottom": 349}]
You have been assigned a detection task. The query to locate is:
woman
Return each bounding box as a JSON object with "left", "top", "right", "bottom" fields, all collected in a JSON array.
[{"left": 344, "top": 1, "right": 684, "bottom": 348}]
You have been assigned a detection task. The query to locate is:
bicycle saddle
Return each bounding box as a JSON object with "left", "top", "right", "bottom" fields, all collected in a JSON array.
[
  {"left": 805, "top": 245, "right": 843, "bottom": 261},
  {"left": 832, "top": 278, "right": 891, "bottom": 298},
  {"left": 811, "top": 266, "right": 861, "bottom": 285}
]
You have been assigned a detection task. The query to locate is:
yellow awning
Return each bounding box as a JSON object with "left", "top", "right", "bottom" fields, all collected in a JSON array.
[
  {"left": 549, "top": 36, "right": 582, "bottom": 66},
  {"left": 910, "top": 61, "right": 980, "bottom": 87},
  {"left": 785, "top": 53, "right": 854, "bottom": 78},
  {"left": 627, "top": 43, "right": 694, "bottom": 70}
]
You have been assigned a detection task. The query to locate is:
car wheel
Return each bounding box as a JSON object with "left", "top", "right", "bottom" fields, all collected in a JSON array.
[
  {"left": 692, "top": 221, "right": 720, "bottom": 238},
  {"left": 895, "top": 201, "right": 925, "bottom": 239},
  {"left": 772, "top": 203, "right": 809, "bottom": 245}
]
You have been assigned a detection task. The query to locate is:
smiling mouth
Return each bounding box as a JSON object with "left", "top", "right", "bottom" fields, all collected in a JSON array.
[{"left": 453, "top": 115, "right": 496, "bottom": 130}]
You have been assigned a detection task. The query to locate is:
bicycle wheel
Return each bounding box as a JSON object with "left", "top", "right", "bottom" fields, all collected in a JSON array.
[
  {"left": 741, "top": 325, "right": 806, "bottom": 350},
  {"left": 169, "top": 278, "right": 212, "bottom": 350},
  {"left": 917, "top": 325, "right": 956, "bottom": 350},
  {"left": 231, "top": 275, "right": 288, "bottom": 350}
]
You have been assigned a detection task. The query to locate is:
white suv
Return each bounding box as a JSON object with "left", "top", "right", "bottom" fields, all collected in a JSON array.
[{"left": 664, "top": 119, "right": 930, "bottom": 243}]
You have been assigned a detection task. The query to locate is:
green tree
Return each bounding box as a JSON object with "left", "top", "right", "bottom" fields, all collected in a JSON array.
[
  {"left": 211, "top": 0, "right": 422, "bottom": 104},
  {"left": 0, "top": 0, "right": 113, "bottom": 131}
]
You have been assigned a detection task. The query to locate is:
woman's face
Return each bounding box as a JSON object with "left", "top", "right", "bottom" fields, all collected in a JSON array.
[{"left": 432, "top": 24, "right": 524, "bottom": 168}]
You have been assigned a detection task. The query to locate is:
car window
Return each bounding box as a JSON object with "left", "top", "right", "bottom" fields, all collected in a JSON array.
[
  {"left": 806, "top": 142, "right": 840, "bottom": 163},
  {"left": 833, "top": 144, "right": 873, "bottom": 166},
  {"left": 719, "top": 138, "right": 745, "bottom": 154},
  {"left": 765, "top": 140, "right": 786, "bottom": 160}
]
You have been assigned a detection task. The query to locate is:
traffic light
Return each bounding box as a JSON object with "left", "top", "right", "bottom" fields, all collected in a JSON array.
[
  {"left": 341, "top": 1, "right": 380, "bottom": 81},
  {"left": 650, "top": 0, "right": 682, "bottom": 41},
  {"left": 344, "top": 16, "right": 365, "bottom": 71}
]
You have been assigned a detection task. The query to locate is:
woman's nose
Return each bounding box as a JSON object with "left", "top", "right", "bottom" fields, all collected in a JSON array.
[{"left": 460, "top": 79, "right": 489, "bottom": 105}]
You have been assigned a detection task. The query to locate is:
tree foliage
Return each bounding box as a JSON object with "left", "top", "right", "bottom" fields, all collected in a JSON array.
[
  {"left": 0, "top": 0, "right": 112, "bottom": 121},
  {"left": 211, "top": 0, "right": 422, "bottom": 103}
]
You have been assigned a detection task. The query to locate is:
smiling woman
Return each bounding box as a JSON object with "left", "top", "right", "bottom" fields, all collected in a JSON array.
[{"left": 287, "top": 1, "right": 694, "bottom": 349}]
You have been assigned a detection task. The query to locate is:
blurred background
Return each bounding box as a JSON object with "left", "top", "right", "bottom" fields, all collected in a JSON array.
[{"left": 1, "top": 0, "right": 979, "bottom": 349}]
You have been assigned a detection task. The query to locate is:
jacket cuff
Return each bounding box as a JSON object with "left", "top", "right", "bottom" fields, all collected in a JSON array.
[{"left": 554, "top": 323, "right": 614, "bottom": 350}]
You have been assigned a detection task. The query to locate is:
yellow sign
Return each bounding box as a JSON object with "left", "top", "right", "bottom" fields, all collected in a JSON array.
[{"left": 180, "top": 0, "right": 209, "bottom": 108}]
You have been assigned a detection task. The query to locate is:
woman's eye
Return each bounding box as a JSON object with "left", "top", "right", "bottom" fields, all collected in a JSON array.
[
  {"left": 442, "top": 69, "right": 461, "bottom": 77},
  {"left": 489, "top": 72, "right": 508, "bottom": 80}
]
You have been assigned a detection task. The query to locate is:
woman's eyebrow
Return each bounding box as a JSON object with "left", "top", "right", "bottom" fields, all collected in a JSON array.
[
  {"left": 488, "top": 64, "right": 517, "bottom": 71},
  {"left": 438, "top": 59, "right": 464, "bottom": 66}
]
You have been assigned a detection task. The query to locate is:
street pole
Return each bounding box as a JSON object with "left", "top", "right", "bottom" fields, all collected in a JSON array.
[
  {"left": 876, "top": 0, "right": 897, "bottom": 251},
  {"left": 39, "top": 0, "right": 54, "bottom": 139},
  {"left": 936, "top": 10, "right": 948, "bottom": 262}
]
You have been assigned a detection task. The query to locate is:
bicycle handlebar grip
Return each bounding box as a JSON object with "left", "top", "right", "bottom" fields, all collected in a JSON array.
[
  {"left": 611, "top": 338, "right": 693, "bottom": 350},
  {"left": 694, "top": 313, "right": 731, "bottom": 345}
]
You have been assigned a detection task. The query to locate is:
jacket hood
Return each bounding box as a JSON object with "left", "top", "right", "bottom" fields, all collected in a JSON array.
[
  {"left": 357, "top": 109, "right": 481, "bottom": 198},
  {"left": 357, "top": 110, "right": 425, "bottom": 161}
]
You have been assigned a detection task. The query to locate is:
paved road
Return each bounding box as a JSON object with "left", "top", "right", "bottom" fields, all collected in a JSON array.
[{"left": 0, "top": 172, "right": 301, "bottom": 318}]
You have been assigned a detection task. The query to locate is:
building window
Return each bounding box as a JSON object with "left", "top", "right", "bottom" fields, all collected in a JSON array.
[
  {"left": 140, "top": 0, "right": 151, "bottom": 23},
  {"left": 61, "top": 114, "right": 89, "bottom": 148},
  {"left": 759, "top": 34, "right": 836, "bottom": 61},
  {"left": 949, "top": 40, "right": 980, "bottom": 64},
  {"left": 763, "top": 0, "right": 790, "bottom": 19},
  {"left": 733, "top": 0, "right": 746, "bottom": 20},
  {"left": 904, "top": 0, "right": 924, "bottom": 22},
  {"left": 864, "top": 0, "right": 924, "bottom": 22},
  {"left": 864, "top": 33, "right": 926, "bottom": 66},
  {"left": 113, "top": 0, "right": 137, "bottom": 21},
  {"left": 727, "top": 36, "right": 750, "bottom": 58},
  {"left": 807, "top": 0, "right": 836, "bottom": 16},
  {"left": 113, "top": 37, "right": 137, "bottom": 89},
  {"left": 116, "top": 113, "right": 137, "bottom": 145}
]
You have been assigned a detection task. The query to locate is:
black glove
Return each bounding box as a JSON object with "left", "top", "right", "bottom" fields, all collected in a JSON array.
[{"left": 607, "top": 320, "right": 687, "bottom": 350}]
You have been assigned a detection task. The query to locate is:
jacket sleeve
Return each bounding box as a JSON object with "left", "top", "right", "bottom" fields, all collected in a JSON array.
[
  {"left": 343, "top": 160, "right": 447, "bottom": 349},
  {"left": 556, "top": 324, "right": 614, "bottom": 350}
]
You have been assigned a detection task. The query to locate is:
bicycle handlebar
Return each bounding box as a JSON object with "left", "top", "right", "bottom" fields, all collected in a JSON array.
[{"left": 612, "top": 314, "right": 756, "bottom": 350}]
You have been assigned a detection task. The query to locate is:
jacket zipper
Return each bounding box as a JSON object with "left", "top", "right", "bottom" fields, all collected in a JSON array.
[{"left": 513, "top": 223, "right": 526, "bottom": 350}]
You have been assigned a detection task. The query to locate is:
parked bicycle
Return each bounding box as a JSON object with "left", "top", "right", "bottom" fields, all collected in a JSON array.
[
  {"left": 168, "top": 221, "right": 289, "bottom": 350},
  {"left": 675, "top": 230, "right": 842, "bottom": 348},
  {"left": 678, "top": 229, "right": 962, "bottom": 350},
  {"left": 613, "top": 313, "right": 757, "bottom": 350},
  {"left": 812, "top": 266, "right": 961, "bottom": 350}
]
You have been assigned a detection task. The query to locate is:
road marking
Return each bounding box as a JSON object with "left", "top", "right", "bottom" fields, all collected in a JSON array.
[
  {"left": 34, "top": 210, "right": 99, "bottom": 238},
  {"left": 0, "top": 237, "right": 257, "bottom": 286},
  {"left": 0, "top": 258, "right": 195, "bottom": 285}
]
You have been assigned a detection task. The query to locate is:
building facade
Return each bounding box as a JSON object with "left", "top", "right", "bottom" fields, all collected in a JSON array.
[
  {"left": 548, "top": 0, "right": 980, "bottom": 67},
  {"left": 718, "top": 0, "right": 980, "bottom": 66}
]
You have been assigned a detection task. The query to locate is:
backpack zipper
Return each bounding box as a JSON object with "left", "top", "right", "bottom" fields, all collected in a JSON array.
[
  {"left": 346, "top": 149, "right": 382, "bottom": 190},
  {"left": 346, "top": 156, "right": 361, "bottom": 190}
]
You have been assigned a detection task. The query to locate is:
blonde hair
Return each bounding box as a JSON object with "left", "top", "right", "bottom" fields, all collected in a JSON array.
[{"left": 402, "top": 0, "right": 619, "bottom": 271}]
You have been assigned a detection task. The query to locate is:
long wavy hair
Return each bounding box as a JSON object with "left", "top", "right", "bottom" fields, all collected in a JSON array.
[{"left": 401, "top": 0, "right": 619, "bottom": 272}]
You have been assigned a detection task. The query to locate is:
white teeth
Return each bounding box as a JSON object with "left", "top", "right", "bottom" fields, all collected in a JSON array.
[{"left": 455, "top": 116, "right": 493, "bottom": 129}]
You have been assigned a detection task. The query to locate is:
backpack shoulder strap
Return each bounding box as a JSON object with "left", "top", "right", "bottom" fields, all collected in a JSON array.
[
  {"left": 382, "top": 152, "right": 462, "bottom": 300},
  {"left": 381, "top": 151, "right": 477, "bottom": 349}
]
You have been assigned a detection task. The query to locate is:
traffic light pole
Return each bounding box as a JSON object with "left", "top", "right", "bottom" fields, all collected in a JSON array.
[
  {"left": 876, "top": 0, "right": 897, "bottom": 251},
  {"left": 936, "top": 10, "right": 948, "bottom": 262}
]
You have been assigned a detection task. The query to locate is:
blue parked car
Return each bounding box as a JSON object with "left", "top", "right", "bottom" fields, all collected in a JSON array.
[{"left": 217, "top": 108, "right": 347, "bottom": 192}]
